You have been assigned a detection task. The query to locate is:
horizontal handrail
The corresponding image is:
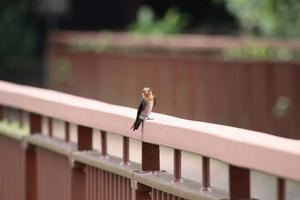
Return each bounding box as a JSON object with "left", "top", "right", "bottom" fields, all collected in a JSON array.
[{"left": 0, "top": 80, "right": 300, "bottom": 181}]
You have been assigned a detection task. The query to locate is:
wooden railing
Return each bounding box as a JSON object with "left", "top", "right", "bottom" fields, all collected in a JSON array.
[{"left": 0, "top": 80, "right": 300, "bottom": 200}]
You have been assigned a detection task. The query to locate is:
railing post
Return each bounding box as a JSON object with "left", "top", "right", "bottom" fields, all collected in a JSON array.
[
  {"left": 0, "top": 105, "right": 3, "bottom": 120},
  {"left": 18, "top": 109, "right": 24, "bottom": 128},
  {"left": 5, "top": 107, "right": 11, "bottom": 124},
  {"left": 25, "top": 112, "right": 42, "bottom": 200},
  {"left": 123, "top": 136, "right": 130, "bottom": 165},
  {"left": 71, "top": 125, "right": 93, "bottom": 200},
  {"left": 201, "top": 156, "right": 211, "bottom": 191},
  {"left": 48, "top": 118, "right": 53, "bottom": 138},
  {"left": 229, "top": 165, "right": 250, "bottom": 200},
  {"left": 173, "top": 149, "right": 182, "bottom": 182},
  {"left": 136, "top": 142, "right": 160, "bottom": 200},
  {"left": 65, "top": 122, "right": 70, "bottom": 142},
  {"left": 100, "top": 130, "right": 107, "bottom": 157},
  {"left": 141, "top": 142, "right": 160, "bottom": 171},
  {"left": 277, "top": 178, "right": 286, "bottom": 200}
]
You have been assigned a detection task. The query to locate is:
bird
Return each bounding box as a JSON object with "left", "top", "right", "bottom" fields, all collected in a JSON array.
[{"left": 131, "top": 87, "right": 156, "bottom": 131}]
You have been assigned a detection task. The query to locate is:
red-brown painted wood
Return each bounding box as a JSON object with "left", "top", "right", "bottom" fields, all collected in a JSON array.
[
  {"left": 36, "top": 148, "right": 71, "bottom": 200},
  {"left": 71, "top": 163, "right": 86, "bottom": 200},
  {"left": 48, "top": 118, "right": 53, "bottom": 137},
  {"left": 137, "top": 142, "right": 160, "bottom": 199},
  {"left": 71, "top": 125, "right": 93, "bottom": 200},
  {"left": 18, "top": 109, "right": 24, "bottom": 128},
  {"left": 201, "top": 156, "right": 211, "bottom": 191},
  {"left": 0, "top": 105, "right": 3, "bottom": 120},
  {"left": 136, "top": 183, "right": 151, "bottom": 200},
  {"left": 123, "top": 136, "right": 129, "bottom": 165},
  {"left": 0, "top": 135, "right": 24, "bottom": 200},
  {"left": 100, "top": 130, "right": 107, "bottom": 156},
  {"left": 229, "top": 165, "right": 250, "bottom": 200},
  {"left": 26, "top": 147, "right": 37, "bottom": 200},
  {"left": 77, "top": 125, "right": 93, "bottom": 151},
  {"left": 29, "top": 113, "right": 42, "bottom": 134},
  {"left": 65, "top": 122, "right": 70, "bottom": 142},
  {"left": 26, "top": 113, "right": 42, "bottom": 200},
  {"left": 1, "top": 81, "right": 300, "bottom": 181},
  {"left": 173, "top": 149, "right": 182, "bottom": 182},
  {"left": 277, "top": 178, "right": 286, "bottom": 200},
  {"left": 142, "top": 142, "right": 160, "bottom": 171},
  {"left": 85, "top": 166, "right": 132, "bottom": 200}
]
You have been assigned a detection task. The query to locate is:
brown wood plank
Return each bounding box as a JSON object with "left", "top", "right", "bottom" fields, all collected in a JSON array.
[
  {"left": 173, "top": 149, "right": 182, "bottom": 182},
  {"left": 25, "top": 113, "right": 42, "bottom": 200},
  {"left": 229, "top": 165, "right": 250, "bottom": 200},
  {"left": 142, "top": 142, "right": 160, "bottom": 171},
  {"left": 123, "top": 136, "right": 129, "bottom": 165},
  {"left": 277, "top": 178, "right": 285, "bottom": 200}
]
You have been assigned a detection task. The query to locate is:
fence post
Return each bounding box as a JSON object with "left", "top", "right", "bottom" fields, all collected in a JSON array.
[
  {"left": 71, "top": 125, "right": 93, "bottom": 200},
  {"left": 25, "top": 112, "right": 42, "bottom": 200},
  {"left": 136, "top": 142, "right": 160, "bottom": 200},
  {"left": 229, "top": 165, "right": 250, "bottom": 200}
]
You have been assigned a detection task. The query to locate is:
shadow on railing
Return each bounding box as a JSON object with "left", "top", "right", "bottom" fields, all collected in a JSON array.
[{"left": 0, "top": 80, "right": 299, "bottom": 200}]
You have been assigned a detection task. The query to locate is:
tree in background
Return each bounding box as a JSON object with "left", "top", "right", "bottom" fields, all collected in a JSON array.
[
  {"left": 129, "top": 6, "right": 189, "bottom": 35},
  {"left": 0, "top": 0, "right": 36, "bottom": 64},
  {"left": 223, "top": 0, "right": 300, "bottom": 37},
  {"left": 0, "top": 0, "right": 41, "bottom": 85}
]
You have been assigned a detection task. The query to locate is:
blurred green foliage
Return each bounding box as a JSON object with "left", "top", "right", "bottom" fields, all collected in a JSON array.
[
  {"left": 0, "top": 0, "right": 36, "bottom": 68},
  {"left": 222, "top": 0, "right": 300, "bottom": 37},
  {"left": 223, "top": 46, "right": 296, "bottom": 61},
  {"left": 0, "top": 120, "right": 29, "bottom": 140},
  {"left": 129, "top": 6, "right": 189, "bottom": 35}
]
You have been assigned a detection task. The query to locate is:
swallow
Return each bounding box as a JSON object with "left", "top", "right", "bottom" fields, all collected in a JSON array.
[{"left": 131, "top": 87, "right": 156, "bottom": 131}]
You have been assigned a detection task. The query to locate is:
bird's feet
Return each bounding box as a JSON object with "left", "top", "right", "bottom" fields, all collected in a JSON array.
[{"left": 145, "top": 116, "right": 154, "bottom": 120}]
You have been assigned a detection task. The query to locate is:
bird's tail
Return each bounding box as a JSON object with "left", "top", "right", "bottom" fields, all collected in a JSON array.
[{"left": 131, "top": 118, "right": 143, "bottom": 131}]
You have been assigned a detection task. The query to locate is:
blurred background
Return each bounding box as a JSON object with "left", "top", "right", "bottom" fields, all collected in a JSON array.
[
  {"left": 1, "top": 0, "right": 300, "bottom": 139},
  {"left": 2, "top": 1, "right": 300, "bottom": 199}
]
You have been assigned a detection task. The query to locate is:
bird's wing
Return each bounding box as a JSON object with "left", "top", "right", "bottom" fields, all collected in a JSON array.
[
  {"left": 153, "top": 96, "right": 157, "bottom": 106},
  {"left": 136, "top": 98, "right": 146, "bottom": 119}
]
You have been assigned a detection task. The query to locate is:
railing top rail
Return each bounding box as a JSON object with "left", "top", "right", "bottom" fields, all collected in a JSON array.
[
  {"left": 1, "top": 80, "right": 300, "bottom": 181},
  {"left": 49, "top": 31, "right": 300, "bottom": 51}
]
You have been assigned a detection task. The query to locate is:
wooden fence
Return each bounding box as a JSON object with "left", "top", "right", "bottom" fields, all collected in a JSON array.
[
  {"left": 0, "top": 80, "right": 300, "bottom": 200},
  {"left": 46, "top": 32, "right": 300, "bottom": 140}
]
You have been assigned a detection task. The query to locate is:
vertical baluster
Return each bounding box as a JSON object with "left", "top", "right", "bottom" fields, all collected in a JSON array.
[
  {"left": 6, "top": 107, "right": 11, "bottom": 124},
  {"left": 25, "top": 112, "right": 42, "bottom": 200},
  {"left": 18, "top": 109, "right": 24, "bottom": 128},
  {"left": 277, "top": 178, "right": 285, "bottom": 200},
  {"left": 100, "top": 130, "right": 107, "bottom": 157},
  {"left": 201, "top": 156, "right": 211, "bottom": 191},
  {"left": 65, "top": 122, "right": 70, "bottom": 142},
  {"left": 136, "top": 142, "right": 160, "bottom": 200},
  {"left": 229, "top": 165, "right": 250, "bottom": 199},
  {"left": 48, "top": 118, "right": 53, "bottom": 138},
  {"left": 122, "top": 136, "right": 129, "bottom": 165},
  {"left": 173, "top": 149, "right": 182, "bottom": 182},
  {"left": 142, "top": 142, "right": 160, "bottom": 171},
  {"left": 0, "top": 105, "right": 3, "bottom": 121},
  {"left": 77, "top": 125, "right": 93, "bottom": 151},
  {"left": 71, "top": 125, "right": 93, "bottom": 200}
]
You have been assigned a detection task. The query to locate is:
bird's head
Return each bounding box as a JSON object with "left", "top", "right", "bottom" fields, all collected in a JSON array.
[{"left": 141, "top": 87, "right": 152, "bottom": 97}]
